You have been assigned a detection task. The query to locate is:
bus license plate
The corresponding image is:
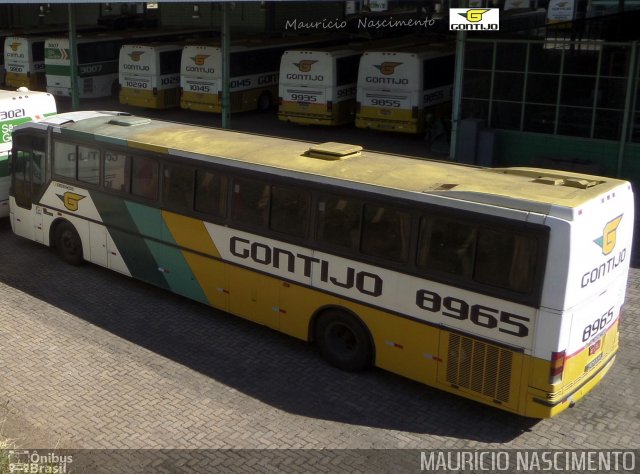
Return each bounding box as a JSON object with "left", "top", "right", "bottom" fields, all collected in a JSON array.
[
  {"left": 585, "top": 352, "right": 603, "bottom": 372},
  {"left": 589, "top": 339, "right": 601, "bottom": 355}
]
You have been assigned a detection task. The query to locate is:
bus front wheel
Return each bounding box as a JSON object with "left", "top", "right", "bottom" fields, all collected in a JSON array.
[
  {"left": 316, "top": 311, "right": 373, "bottom": 372},
  {"left": 54, "top": 222, "right": 84, "bottom": 266}
]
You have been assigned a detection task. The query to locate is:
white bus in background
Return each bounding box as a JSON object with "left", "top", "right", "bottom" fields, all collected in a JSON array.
[
  {"left": 45, "top": 29, "right": 207, "bottom": 99},
  {"left": 4, "top": 36, "right": 48, "bottom": 90},
  {"left": 0, "top": 88, "right": 56, "bottom": 217},
  {"left": 1, "top": 25, "right": 100, "bottom": 86},
  {"left": 278, "top": 46, "right": 362, "bottom": 126},
  {"left": 3, "top": 26, "right": 105, "bottom": 91},
  {"left": 119, "top": 43, "right": 183, "bottom": 109},
  {"left": 180, "top": 35, "right": 347, "bottom": 114},
  {"left": 278, "top": 36, "right": 437, "bottom": 126},
  {"left": 355, "top": 43, "right": 455, "bottom": 134}
]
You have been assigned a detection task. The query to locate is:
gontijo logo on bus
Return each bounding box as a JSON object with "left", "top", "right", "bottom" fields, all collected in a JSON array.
[
  {"left": 127, "top": 51, "right": 145, "bottom": 62},
  {"left": 186, "top": 55, "right": 214, "bottom": 73},
  {"left": 450, "top": 8, "right": 500, "bottom": 30},
  {"left": 191, "top": 54, "right": 210, "bottom": 66},
  {"left": 294, "top": 60, "right": 317, "bottom": 72},
  {"left": 57, "top": 192, "right": 85, "bottom": 211},
  {"left": 8, "top": 41, "right": 21, "bottom": 52},
  {"left": 581, "top": 214, "right": 626, "bottom": 288},
  {"left": 594, "top": 215, "right": 623, "bottom": 255},
  {"left": 374, "top": 62, "right": 402, "bottom": 75}
]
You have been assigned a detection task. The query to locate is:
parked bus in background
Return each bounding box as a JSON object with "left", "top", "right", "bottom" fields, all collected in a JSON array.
[
  {"left": 180, "top": 35, "right": 348, "bottom": 114},
  {"left": 278, "top": 46, "right": 362, "bottom": 126},
  {"left": 0, "top": 88, "right": 56, "bottom": 217},
  {"left": 119, "top": 43, "right": 183, "bottom": 109},
  {"left": 4, "top": 36, "right": 48, "bottom": 90},
  {"left": 9, "top": 110, "right": 634, "bottom": 418},
  {"left": 3, "top": 27, "right": 105, "bottom": 91},
  {"left": 1, "top": 25, "right": 101, "bottom": 86},
  {"left": 278, "top": 36, "right": 435, "bottom": 126},
  {"left": 355, "top": 43, "right": 455, "bottom": 134},
  {"left": 45, "top": 29, "right": 207, "bottom": 99}
]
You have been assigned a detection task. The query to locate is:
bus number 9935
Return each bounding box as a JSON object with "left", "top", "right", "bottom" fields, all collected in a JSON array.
[
  {"left": 416, "top": 289, "right": 530, "bottom": 337},
  {"left": 291, "top": 94, "right": 317, "bottom": 102}
]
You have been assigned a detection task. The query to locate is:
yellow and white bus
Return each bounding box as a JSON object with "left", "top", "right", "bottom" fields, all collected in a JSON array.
[
  {"left": 355, "top": 43, "right": 455, "bottom": 134},
  {"left": 119, "top": 43, "right": 183, "bottom": 109},
  {"left": 278, "top": 46, "right": 362, "bottom": 126},
  {"left": 0, "top": 88, "right": 56, "bottom": 217},
  {"left": 3, "top": 27, "right": 105, "bottom": 91},
  {"left": 180, "top": 35, "right": 346, "bottom": 114},
  {"left": 4, "top": 36, "right": 48, "bottom": 90},
  {"left": 45, "top": 29, "right": 204, "bottom": 99},
  {"left": 278, "top": 37, "right": 436, "bottom": 126},
  {"left": 9, "top": 111, "right": 634, "bottom": 418}
]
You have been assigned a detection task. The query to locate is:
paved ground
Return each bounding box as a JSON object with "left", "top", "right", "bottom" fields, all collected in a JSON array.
[{"left": 0, "top": 213, "right": 639, "bottom": 457}]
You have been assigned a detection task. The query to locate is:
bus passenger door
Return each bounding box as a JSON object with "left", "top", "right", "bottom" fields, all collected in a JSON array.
[{"left": 11, "top": 148, "right": 45, "bottom": 241}]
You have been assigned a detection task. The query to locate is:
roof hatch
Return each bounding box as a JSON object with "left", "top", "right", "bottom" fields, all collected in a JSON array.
[
  {"left": 108, "top": 116, "right": 151, "bottom": 127},
  {"left": 306, "top": 142, "right": 362, "bottom": 161}
]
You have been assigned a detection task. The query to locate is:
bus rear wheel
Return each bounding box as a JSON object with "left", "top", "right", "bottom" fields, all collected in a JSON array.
[
  {"left": 316, "top": 311, "right": 372, "bottom": 371},
  {"left": 54, "top": 222, "right": 84, "bottom": 266},
  {"left": 257, "top": 91, "right": 272, "bottom": 112}
]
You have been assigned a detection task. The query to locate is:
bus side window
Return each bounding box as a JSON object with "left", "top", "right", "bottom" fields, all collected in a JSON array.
[
  {"left": 317, "top": 195, "right": 362, "bottom": 250},
  {"left": 417, "top": 217, "right": 475, "bottom": 277},
  {"left": 103, "top": 151, "right": 130, "bottom": 192},
  {"left": 231, "top": 177, "right": 270, "bottom": 227},
  {"left": 361, "top": 204, "right": 411, "bottom": 263},
  {"left": 270, "top": 186, "right": 310, "bottom": 238},
  {"left": 474, "top": 229, "right": 537, "bottom": 293},
  {"left": 131, "top": 155, "right": 158, "bottom": 200},
  {"left": 194, "top": 170, "right": 227, "bottom": 218},
  {"left": 77, "top": 145, "right": 100, "bottom": 186},
  {"left": 162, "top": 164, "right": 194, "bottom": 211},
  {"left": 53, "top": 142, "right": 77, "bottom": 179}
]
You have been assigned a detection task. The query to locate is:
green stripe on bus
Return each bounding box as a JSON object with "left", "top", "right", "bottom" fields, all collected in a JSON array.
[
  {"left": 144, "top": 236, "right": 208, "bottom": 304},
  {"left": 120, "top": 200, "right": 208, "bottom": 302},
  {"left": 90, "top": 192, "right": 168, "bottom": 289}
]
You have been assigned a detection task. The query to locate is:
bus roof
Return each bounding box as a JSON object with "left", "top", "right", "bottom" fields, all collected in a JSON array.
[{"left": 25, "top": 111, "right": 626, "bottom": 218}]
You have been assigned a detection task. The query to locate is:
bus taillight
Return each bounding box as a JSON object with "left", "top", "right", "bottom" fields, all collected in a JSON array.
[
  {"left": 356, "top": 101, "right": 361, "bottom": 113},
  {"left": 327, "top": 100, "right": 333, "bottom": 112},
  {"left": 278, "top": 97, "right": 282, "bottom": 106},
  {"left": 550, "top": 350, "right": 566, "bottom": 384},
  {"left": 180, "top": 87, "right": 183, "bottom": 97},
  {"left": 152, "top": 87, "right": 158, "bottom": 96},
  {"left": 411, "top": 106, "right": 419, "bottom": 119}
]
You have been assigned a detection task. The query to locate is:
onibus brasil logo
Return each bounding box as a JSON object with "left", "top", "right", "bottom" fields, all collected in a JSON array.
[{"left": 450, "top": 8, "right": 500, "bottom": 30}]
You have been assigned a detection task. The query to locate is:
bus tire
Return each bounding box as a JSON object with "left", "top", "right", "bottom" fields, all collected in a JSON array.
[
  {"left": 316, "top": 311, "right": 373, "bottom": 372},
  {"left": 257, "top": 91, "right": 272, "bottom": 112},
  {"left": 54, "top": 222, "right": 84, "bottom": 266}
]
